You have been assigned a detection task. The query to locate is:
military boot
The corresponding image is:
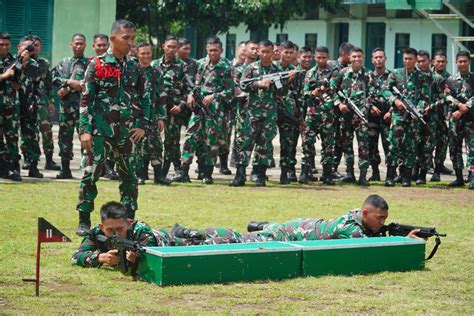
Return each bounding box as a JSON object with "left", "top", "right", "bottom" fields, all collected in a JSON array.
[
  {"left": 385, "top": 166, "right": 396, "bottom": 187},
  {"left": 153, "top": 164, "right": 172, "bottom": 185},
  {"left": 331, "top": 164, "right": 343, "bottom": 179},
  {"left": 448, "top": 169, "right": 465, "bottom": 187},
  {"left": 416, "top": 168, "right": 428, "bottom": 185},
  {"left": 171, "top": 224, "right": 204, "bottom": 241},
  {"left": 142, "top": 158, "right": 150, "bottom": 180},
  {"left": 22, "top": 157, "right": 31, "bottom": 170},
  {"left": 279, "top": 166, "right": 290, "bottom": 185},
  {"left": 56, "top": 160, "right": 73, "bottom": 179},
  {"left": 320, "top": 165, "right": 335, "bottom": 185},
  {"left": 229, "top": 165, "right": 246, "bottom": 187},
  {"left": 440, "top": 165, "right": 453, "bottom": 175},
  {"left": 172, "top": 164, "right": 191, "bottom": 183},
  {"left": 196, "top": 160, "right": 204, "bottom": 180},
  {"left": 5, "top": 161, "right": 22, "bottom": 181},
  {"left": 310, "top": 157, "right": 318, "bottom": 174},
  {"left": 430, "top": 164, "right": 441, "bottom": 182},
  {"left": 288, "top": 166, "right": 298, "bottom": 182},
  {"left": 469, "top": 172, "right": 474, "bottom": 190},
  {"left": 402, "top": 167, "right": 412, "bottom": 187},
  {"left": 249, "top": 165, "right": 258, "bottom": 182},
  {"left": 76, "top": 212, "right": 91, "bottom": 237},
  {"left": 247, "top": 221, "right": 269, "bottom": 232},
  {"left": 28, "top": 161, "right": 43, "bottom": 178},
  {"left": 44, "top": 154, "right": 60, "bottom": 170},
  {"left": 341, "top": 166, "right": 356, "bottom": 183},
  {"left": 173, "top": 160, "right": 182, "bottom": 173},
  {"left": 0, "top": 157, "right": 6, "bottom": 178},
  {"left": 162, "top": 159, "right": 171, "bottom": 177},
  {"left": 357, "top": 168, "right": 369, "bottom": 186},
  {"left": 256, "top": 165, "right": 267, "bottom": 187},
  {"left": 369, "top": 164, "right": 381, "bottom": 181},
  {"left": 298, "top": 164, "right": 311, "bottom": 184},
  {"left": 201, "top": 165, "right": 214, "bottom": 185},
  {"left": 411, "top": 163, "right": 420, "bottom": 181},
  {"left": 394, "top": 167, "right": 403, "bottom": 184},
  {"left": 136, "top": 166, "right": 146, "bottom": 185},
  {"left": 104, "top": 160, "right": 119, "bottom": 180},
  {"left": 219, "top": 155, "right": 232, "bottom": 175}
]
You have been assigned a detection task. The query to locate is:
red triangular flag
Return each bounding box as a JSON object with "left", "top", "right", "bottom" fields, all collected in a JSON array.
[{"left": 38, "top": 218, "right": 71, "bottom": 243}]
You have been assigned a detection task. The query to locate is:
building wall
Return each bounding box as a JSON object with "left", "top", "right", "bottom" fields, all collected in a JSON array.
[{"left": 52, "top": 0, "right": 116, "bottom": 65}]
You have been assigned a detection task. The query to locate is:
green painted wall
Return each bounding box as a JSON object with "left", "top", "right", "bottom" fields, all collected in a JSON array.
[{"left": 52, "top": 0, "right": 116, "bottom": 65}]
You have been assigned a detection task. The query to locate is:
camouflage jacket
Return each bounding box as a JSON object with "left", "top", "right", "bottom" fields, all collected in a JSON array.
[
  {"left": 182, "top": 57, "right": 198, "bottom": 79},
  {"left": 425, "top": 69, "right": 445, "bottom": 114},
  {"left": 303, "top": 63, "right": 335, "bottom": 111},
  {"left": 0, "top": 53, "right": 17, "bottom": 101},
  {"left": 369, "top": 68, "right": 392, "bottom": 115},
  {"left": 18, "top": 58, "right": 42, "bottom": 111},
  {"left": 445, "top": 71, "right": 473, "bottom": 113},
  {"left": 79, "top": 49, "right": 150, "bottom": 137},
  {"left": 35, "top": 56, "right": 53, "bottom": 105},
  {"left": 141, "top": 65, "right": 166, "bottom": 122},
  {"left": 52, "top": 56, "right": 88, "bottom": 111},
  {"left": 71, "top": 220, "right": 158, "bottom": 268},
  {"left": 278, "top": 62, "right": 299, "bottom": 115},
  {"left": 151, "top": 56, "right": 188, "bottom": 110}
]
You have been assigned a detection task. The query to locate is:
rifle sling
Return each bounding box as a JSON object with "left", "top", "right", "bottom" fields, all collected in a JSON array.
[{"left": 425, "top": 236, "right": 441, "bottom": 261}]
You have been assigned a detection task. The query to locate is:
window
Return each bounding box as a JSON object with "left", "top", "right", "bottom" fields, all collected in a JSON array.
[
  {"left": 367, "top": 4, "right": 386, "bottom": 17},
  {"left": 225, "top": 33, "right": 236, "bottom": 60},
  {"left": 305, "top": 33, "right": 317, "bottom": 50},
  {"left": 431, "top": 34, "right": 447, "bottom": 57},
  {"left": 334, "top": 23, "right": 349, "bottom": 58},
  {"left": 250, "top": 28, "right": 268, "bottom": 42},
  {"left": 395, "top": 33, "right": 410, "bottom": 68},
  {"left": 365, "top": 23, "right": 386, "bottom": 69},
  {"left": 395, "top": 10, "right": 412, "bottom": 18},
  {"left": 276, "top": 34, "right": 288, "bottom": 43}
]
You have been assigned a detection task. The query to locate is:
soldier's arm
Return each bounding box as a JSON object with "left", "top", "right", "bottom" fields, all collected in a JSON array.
[
  {"left": 241, "top": 66, "right": 260, "bottom": 92},
  {"left": 51, "top": 59, "right": 69, "bottom": 88},
  {"left": 71, "top": 232, "right": 102, "bottom": 267},
  {"left": 132, "top": 223, "right": 159, "bottom": 247},
  {"left": 155, "top": 73, "right": 167, "bottom": 121},
  {"left": 134, "top": 66, "right": 151, "bottom": 130},
  {"left": 213, "top": 67, "right": 235, "bottom": 102},
  {"left": 417, "top": 73, "right": 431, "bottom": 110},
  {"left": 78, "top": 59, "right": 97, "bottom": 135}
]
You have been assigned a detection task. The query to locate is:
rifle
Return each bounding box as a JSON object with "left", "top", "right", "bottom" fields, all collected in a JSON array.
[
  {"left": 446, "top": 76, "right": 474, "bottom": 122},
  {"left": 240, "top": 69, "right": 305, "bottom": 90},
  {"left": 184, "top": 75, "right": 218, "bottom": 123},
  {"left": 336, "top": 90, "right": 368, "bottom": 124},
  {"left": 14, "top": 38, "right": 37, "bottom": 72},
  {"left": 391, "top": 86, "right": 427, "bottom": 125},
  {"left": 96, "top": 234, "right": 144, "bottom": 276},
  {"left": 381, "top": 223, "right": 446, "bottom": 260}
]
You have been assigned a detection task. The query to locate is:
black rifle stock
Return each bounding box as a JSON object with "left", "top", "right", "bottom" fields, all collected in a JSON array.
[
  {"left": 391, "top": 86, "right": 427, "bottom": 125},
  {"left": 336, "top": 90, "right": 368, "bottom": 124},
  {"left": 97, "top": 234, "right": 143, "bottom": 276},
  {"left": 184, "top": 75, "right": 218, "bottom": 123}
]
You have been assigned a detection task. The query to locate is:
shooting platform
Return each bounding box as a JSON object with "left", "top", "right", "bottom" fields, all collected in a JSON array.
[{"left": 138, "top": 237, "right": 425, "bottom": 286}]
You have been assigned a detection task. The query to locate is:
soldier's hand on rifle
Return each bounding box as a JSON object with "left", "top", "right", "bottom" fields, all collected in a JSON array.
[
  {"left": 371, "top": 106, "right": 382, "bottom": 116},
  {"left": 98, "top": 249, "right": 120, "bottom": 266},
  {"left": 170, "top": 105, "right": 182, "bottom": 115},
  {"left": 67, "top": 79, "right": 82, "bottom": 92},
  {"left": 258, "top": 79, "right": 271, "bottom": 90},
  {"left": 20, "top": 50, "right": 30, "bottom": 66},
  {"left": 406, "top": 229, "right": 426, "bottom": 240},
  {"left": 288, "top": 70, "right": 297, "bottom": 81},
  {"left": 158, "top": 120, "right": 165, "bottom": 132},
  {"left": 383, "top": 111, "right": 392, "bottom": 122},
  {"left": 80, "top": 133, "right": 93, "bottom": 152},
  {"left": 457, "top": 103, "right": 469, "bottom": 114},
  {"left": 452, "top": 110, "right": 463, "bottom": 120},
  {"left": 339, "top": 103, "right": 349, "bottom": 113},
  {"left": 126, "top": 250, "right": 138, "bottom": 263},
  {"left": 187, "top": 94, "right": 194, "bottom": 109},
  {"left": 57, "top": 87, "right": 70, "bottom": 98},
  {"left": 0, "top": 65, "right": 15, "bottom": 80},
  {"left": 394, "top": 99, "right": 404, "bottom": 111},
  {"left": 311, "top": 88, "right": 320, "bottom": 97},
  {"left": 130, "top": 128, "right": 145, "bottom": 143},
  {"left": 202, "top": 94, "right": 214, "bottom": 107}
]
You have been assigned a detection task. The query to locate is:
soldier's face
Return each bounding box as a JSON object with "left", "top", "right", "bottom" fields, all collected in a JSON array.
[
  {"left": 93, "top": 38, "right": 109, "bottom": 56},
  {"left": 206, "top": 43, "right": 222, "bottom": 63},
  {"left": 456, "top": 56, "right": 470, "bottom": 73},
  {"left": 259, "top": 45, "right": 273, "bottom": 64},
  {"left": 137, "top": 46, "right": 152, "bottom": 66},
  {"left": 99, "top": 218, "right": 130, "bottom": 238},
  {"left": 362, "top": 206, "right": 388, "bottom": 233},
  {"left": 178, "top": 43, "right": 191, "bottom": 59},
  {"left": 246, "top": 44, "right": 259, "bottom": 60},
  {"left": 110, "top": 27, "right": 135, "bottom": 57},
  {"left": 33, "top": 41, "right": 42, "bottom": 56},
  {"left": 298, "top": 52, "right": 313, "bottom": 69},
  {"left": 371, "top": 51, "right": 386, "bottom": 69},
  {"left": 18, "top": 40, "right": 33, "bottom": 57},
  {"left": 0, "top": 39, "right": 11, "bottom": 57},
  {"left": 236, "top": 44, "right": 246, "bottom": 59},
  {"left": 403, "top": 53, "right": 416, "bottom": 70},
  {"left": 350, "top": 51, "right": 363, "bottom": 69},
  {"left": 162, "top": 40, "right": 178, "bottom": 59},
  {"left": 315, "top": 52, "right": 328, "bottom": 67},
  {"left": 432, "top": 55, "right": 447, "bottom": 72},
  {"left": 273, "top": 46, "right": 282, "bottom": 61},
  {"left": 281, "top": 48, "right": 293, "bottom": 64},
  {"left": 70, "top": 36, "right": 86, "bottom": 57},
  {"left": 417, "top": 55, "right": 430, "bottom": 72}
]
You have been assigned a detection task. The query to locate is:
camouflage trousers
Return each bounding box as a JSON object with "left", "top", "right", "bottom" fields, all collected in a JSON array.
[
  {"left": 58, "top": 110, "right": 79, "bottom": 161},
  {"left": 77, "top": 135, "right": 138, "bottom": 214},
  {"left": 433, "top": 117, "right": 449, "bottom": 167},
  {"left": 415, "top": 114, "right": 437, "bottom": 168},
  {"left": 0, "top": 97, "right": 20, "bottom": 162},
  {"left": 449, "top": 117, "right": 474, "bottom": 172},
  {"left": 278, "top": 121, "right": 299, "bottom": 168},
  {"left": 339, "top": 114, "right": 370, "bottom": 170},
  {"left": 218, "top": 109, "right": 234, "bottom": 157},
  {"left": 301, "top": 107, "right": 334, "bottom": 167},
  {"left": 237, "top": 110, "right": 277, "bottom": 167},
  {"left": 144, "top": 123, "right": 164, "bottom": 167},
  {"left": 154, "top": 227, "right": 243, "bottom": 246},
  {"left": 367, "top": 116, "right": 390, "bottom": 166},
  {"left": 164, "top": 114, "right": 186, "bottom": 163},
  {"left": 19, "top": 105, "right": 41, "bottom": 163},
  {"left": 333, "top": 111, "right": 343, "bottom": 167},
  {"left": 36, "top": 103, "right": 54, "bottom": 156},
  {"left": 388, "top": 115, "right": 416, "bottom": 168},
  {"left": 231, "top": 102, "right": 247, "bottom": 163}
]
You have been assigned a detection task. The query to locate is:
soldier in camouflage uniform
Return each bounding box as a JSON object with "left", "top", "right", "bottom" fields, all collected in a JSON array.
[
  {"left": 173, "top": 37, "right": 234, "bottom": 184},
  {"left": 444, "top": 50, "right": 473, "bottom": 189},
  {"left": 330, "top": 47, "right": 372, "bottom": 186},
  {"left": 151, "top": 35, "right": 189, "bottom": 178},
  {"left": 0, "top": 32, "right": 21, "bottom": 181},
  {"left": 367, "top": 48, "right": 391, "bottom": 181},
  {"left": 76, "top": 20, "right": 151, "bottom": 236},
  {"left": 299, "top": 46, "right": 336, "bottom": 185},
  {"left": 382, "top": 48, "right": 431, "bottom": 187},
  {"left": 52, "top": 34, "right": 88, "bottom": 179}
]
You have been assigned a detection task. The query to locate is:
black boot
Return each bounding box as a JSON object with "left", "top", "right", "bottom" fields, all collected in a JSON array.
[
  {"left": 219, "top": 155, "right": 232, "bottom": 175},
  {"left": 22, "top": 158, "right": 31, "bottom": 170},
  {"left": 256, "top": 165, "right": 267, "bottom": 187},
  {"left": 249, "top": 165, "right": 258, "bottom": 182},
  {"left": 416, "top": 169, "right": 427, "bottom": 185},
  {"left": 279, "top": 166, "right": 290, "bottom": 185},
  {"left": 332, "top": 164, "right": 343, "bottom": 179},
  {"left": 298, "top": 164, "right": 311, "bottom": 184},
  {"left": 0, "top": 157, "right": 6, "bottom": 178},
  {"left": 5, "top": 161, "right": 22, "bottom": 181},
  {"left": 201, "top": 165, "right": 214, "bottom": 184},
  {"left": 171, "top": 224, "right": 203, "bottom": 240},
  {"left": 136, "top": 166, "right": 146, "bottom": 185},
  {"left": 411, "top": 163, "right": 420, "bottom": 181},
  {"left": 172, "top": 164, "right": 191, "bottom": 183},
  {"left": 394, "top": 168, "right": 403, "bottom": 184},
  {"left": 104, "top": 160, "right": 119, "bottom": 180},
  {"left": 402, "top": 167, "right": 412, "bottom": 187},
  {"left": 76, "top": 212, "right": 91, "bottom": 237},
  {"left": 341, "top": 166, "right": 356, "bottom": 183},
  {"left": 310, "top": 157, "right": 318, "bottom": 174},
  {"left": 469, "top": 172, "right": 474, "bottom": 190},
  {"left": 173, "top": 160, "right": 182, "bottom": 172},
  {"left": 229, "top": 165, "right": 246, "bottom": 187},
  {"left": 320, "top": 165, "right": 335, "bottom": 185},
  {"left": 162, "top": 159, "right": 171, "bottom": 177},
  {"left": 142, "top": 158, "right": 150, "bottom": 180},
  {"left": 369, "top": 164, "right": 380, "bottom": 181},
  {"left": 153, "top": 164, "right": 172, "bottom": 185},
  {"left": 440, "top": 165, "right": 453, "bottom": 175},
  {"left": 28, "top": 161, "right": 43, "bottom": 178},
  {"left": 385, "top": 166, "right": 396, "bottom": 187},
  {"left": 358, "top": 168, "right": 369, "bottom": 186},
  {"left": 448, "top": 169, "right": 465, "bottom": 187},
  {"left": 196, "top": 160, "right": 204, "bottom": 180},
  {"left": 431, "top": 164, "right": 441, "bottom": 182},
  {"left": 287, "top": 166, "right": 297, "bottom": 182},
  {"left": 44, "top": 154, "right": 60, "bottom": 170},
  {"left": 247, "top": 221, "right": 269, "bottom": 232},
  {"left": 56, "top": 160, "right": 73, "bottom": 179}
]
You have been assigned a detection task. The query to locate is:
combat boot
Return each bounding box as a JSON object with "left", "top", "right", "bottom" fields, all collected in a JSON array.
[
  {"left": 76, "top": 212, "right": 91, "bottom": 237},
  {"left": 298, "top": 164, "right": 311, "bottom": 184},
  {"left": 411, "top": 163, "right": 420, "bottom": 181},
  {"left": 172, "top": 164, "right": 191, "bottom": 183},
  {"left": 431, "top": 164, "right": 441, "bottom": 182},
  {"left": 201, "top": 165, "right": 214, "bottom": 185},
  {"left": 153, "top": 164, "right": 172, "bottom": 185},
  {"left": 0, "top": 157, "right": 6, "bottom": 178},
  {"left": 279, "top": 166, "right": 290, "bottom": 185},
  {"left": 341, "top": 166, "right": 356, "bottom": 183},
  {"left": 5, "top": 161, "right": 22, "bottom": 181},
  {"left": 136, "top": 167, "right": 146, "bottom": 185},
  {"left": 416, "top": 168, "right": 428, "bottom": 185},
  {"left": 247, "top": 221, "right": 269, "bottom": 232},
  {"left": 385, "top": 166, "right": 396, "bottom": 187},
  {"left": 196, "top": 161, "right": 204, "bottom": 180},
  {"left": 229, "top": 165, "right": 246, "bottom": 187},
  {"left": 22, "top": 157, "right": 31, "bottom": 170},
  {"left": 44, "top": 154, "right": 60, "bottom": 170},
  {"left": 394, "top": 167, "right": 403, "bottom": 184},
  {"left": 357, "top": 168, "right": 369, "bottom": 186},
  {"left": 402, "top": 167, "right": 412, "bottom": 187},
  {"left": 440, "top": 165, "right": 453, "bottom": 175},
  {"left": 142, "top": 158, "right": 150, "bottom": 180},
  {"left": 448, "top": 169, "right": 465, "bottom": 187},
  {"left": 320, "top": 165, "right": 335, "bottom": 185},
  {"left": 332, "top": 164, "right": 343, "bottom": 179},
  {"left": 255, "top": 165, "right": 267, "bottom": 187},
  {"left": 288, "top": 166, "right": 297, "bottom": 182},
  {"left": 469, "top": 172, "right": 474, "bottom": 190},
  {"left": 369, "top": 164, "right": 381, "bottom": 181},
  {"left": 56, "top": 160, "right": 73, "bottom": 179},
  {"left": 219, "top": 155, "right": 232, "bottom": 175},
  {"left": 104, "top": 160, "right": 119, "bottom": 180},
  {"left": 171, "top": 224, "right": 204, "bottom": 241},
  {"left": 28, "top": 161, "right": 43, "bottom": 178},
  {"left": 162, "top": 159, "right": 171, "bottom": 177},
  {"left": 249, "top": 165, "right": 258, "bottom": 182},
  {"left": 310, "top": 157, "right": 318, "bottom": 174},
  {"left": 173, "top": 160, "right": 182, "bottom": 172}
]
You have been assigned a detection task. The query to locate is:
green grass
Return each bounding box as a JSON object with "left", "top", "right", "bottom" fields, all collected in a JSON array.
[{"left": 0, "top": 180, "right": 473, "bottom": 314}]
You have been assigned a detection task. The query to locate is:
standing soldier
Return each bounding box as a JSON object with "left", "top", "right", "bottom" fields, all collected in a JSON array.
[
  {"left": 52, "top": 34, "right": 88, "bottom": 179},
  {"left": 383, "top": 48, "right": 431, "bottom": 187},
  {"left": 173, "top": 37, "right": 234, "bottom": 184},
  {"left": 445, "top": 50, "right": 473, "bottom": 189},
  {"left": 330, "top": 47, "right": 372, "bottom": 186},
  {"left": 367, "top": 48, "right": 391, "bottom": 182},
  {"left": 151, "top": 35, "right": 189, "bottom": 178},
  {"left": 299, "top": 46, "right": 336, "bottom": 185},
  {"left": 0, "top": 32, "right": 21, "bottom": 181},
  {"left": 76, "top": 20, "right": 151, "bottom": 235},
  {"left": 177, "top": 37, "right": 198, "bottom": 78}
]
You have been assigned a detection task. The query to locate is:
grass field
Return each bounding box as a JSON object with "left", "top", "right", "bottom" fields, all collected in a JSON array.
[{"left": 0, "top": 180, "right": 473, "bottom": 314}]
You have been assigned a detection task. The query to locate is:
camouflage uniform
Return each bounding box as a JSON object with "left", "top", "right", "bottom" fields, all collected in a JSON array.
[
  {"left": 229, "top": 61, "right": 248, "bottom": 166},
  {"left": 77, "top": 50, "right": 151, "bottom": 217},
  {"left": 52, "top": 56, "right": 88, "bottom": 161},
  {"left": 433, "top": 69, "right": 451, "bottom": 172}
]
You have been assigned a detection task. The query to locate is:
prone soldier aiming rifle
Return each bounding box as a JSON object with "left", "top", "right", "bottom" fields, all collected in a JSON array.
[{"left": 97, "top": 233, "right": 143, "bottom": 276}]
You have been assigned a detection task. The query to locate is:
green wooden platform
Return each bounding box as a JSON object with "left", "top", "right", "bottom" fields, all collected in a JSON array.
[{"left": 137, "top": 237, "right": 425, "bottom": 286}]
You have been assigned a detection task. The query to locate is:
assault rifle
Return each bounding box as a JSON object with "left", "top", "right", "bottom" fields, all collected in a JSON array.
[
  {"left": 336, "top": 90, "right": 368, "bottom": 124},
  {"left": 184, "top": 75, "right": 218, "bottom": 123},
  {"left": 14, "top": 38, "right": 37, "bottom": 71},
  {"left": 240, "top": 69, "right": 305, "bottom": 90},
  {"left": 307, "top": 78, "right": 332, "bottom": 104},
  {"left": 391, "top": 86, "right": 427, "bottom": 125},
  {"left": 381, "top": 223, "right": 446, "bottom": 260},
  {"left": 97, "top": 234, "right": 144, "bottom": 276},
  {"left": 446, "top": 76, "right": 474, "bottom": 122}
]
